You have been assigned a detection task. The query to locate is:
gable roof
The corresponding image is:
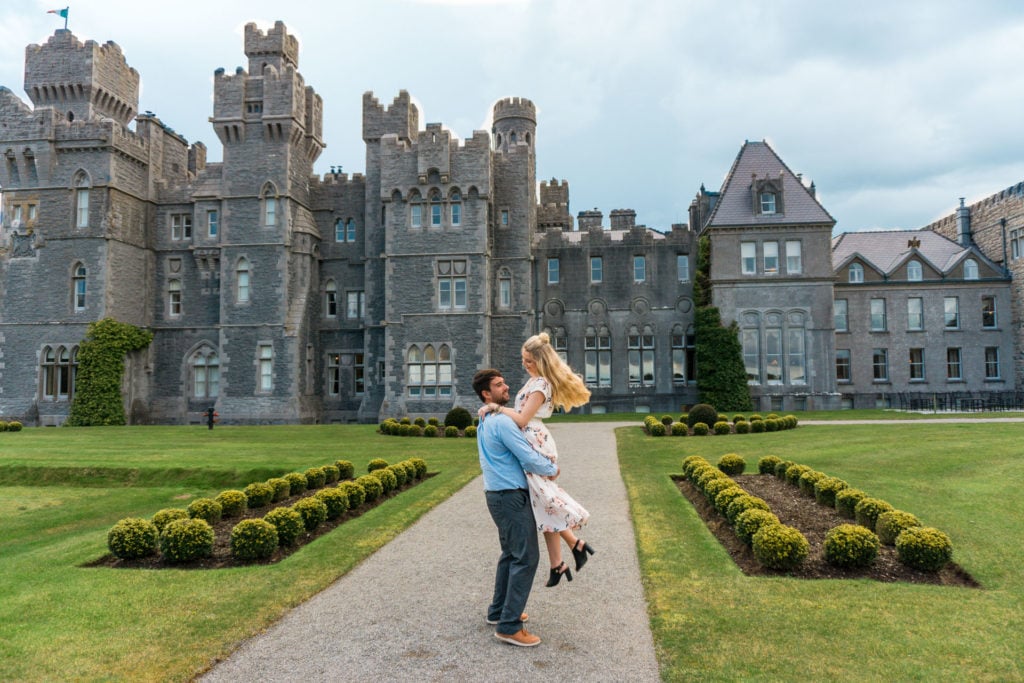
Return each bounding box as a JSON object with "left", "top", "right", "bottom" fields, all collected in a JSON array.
[
  {"left": 705, "top": 140, "right": 834, "bottom": 228},
  {"left": 831, "top": 229, "right": 1001, "bottom": 276}
]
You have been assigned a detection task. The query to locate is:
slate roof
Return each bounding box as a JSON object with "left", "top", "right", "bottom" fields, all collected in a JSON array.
[
  {"left": 706, "top": 140, "right": 834, "bottom": 227},
  {"left": 831, "top": 229, "right": 987, "bottom": 275}
]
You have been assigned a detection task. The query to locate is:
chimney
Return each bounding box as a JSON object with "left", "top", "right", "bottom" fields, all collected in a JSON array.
[{"left": 957, "top": 197, "right": 971, "bottom": 246}]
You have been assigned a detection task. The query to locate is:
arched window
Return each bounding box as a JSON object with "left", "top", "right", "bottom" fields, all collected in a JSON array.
[
  {"left": 191, "top": 348, "right": 220, "bottom": 398},
  {"left": 261, "top": 183, "right": 278, "bottom": 227},
  {"left": 346, "top": 219, "right": 356, "bottom": 242},
  {"left": 325, "top": 279, "right": 337, "bottom": 317},
  {"left": 964, "top": 258, "right": 979, "bottom": 280},
  {"left": 406, "top": 343, "right": 453, "bottom": 397},
  {"left": 236, "top": 258, "right": 250, "bottom": 303},
  {"left": 907, "top": 260, "right": 922, "bottom": 281},
  {"left": 41, "top": 346, "right": 56, "bottom": 398},
  {"left": 429, "top": 190, "right": 442, "bottom": 227},
  {"left": 168, "top": 279, "right": 182, "bottom": 317},
  {"left": 75, "top": 173, "right": 90, "bottom": 228},
  {"left": 410, "top": 191, "right": 423, "bottom": 228},
  {"left": 450, "top": 190, "right": 462, "bottom": 226},
  {"left": 334, "top": 218, "right": 345, "bottom": 242},
  {"left": 848, "top": 263, "right": 864, "bottom": 283},
  {"left": 627, "top": 326, "right": 655, "bottom": 386},
  {"left": 72, "top": 263, "right": 86, "bottom": 311},
  {"left": 41, "top": 345, "right": 78, "bottom": 399}
]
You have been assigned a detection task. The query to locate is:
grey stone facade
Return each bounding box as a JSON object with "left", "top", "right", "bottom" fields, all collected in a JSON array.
[{"left": 0, "top": 23, "right": 1019, "bottom": 424}]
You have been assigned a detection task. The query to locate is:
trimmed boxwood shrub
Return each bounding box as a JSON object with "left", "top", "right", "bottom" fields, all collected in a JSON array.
[
  {"left": 444, "top": 406, "right": 474, "bottom": 430},
  {"left": 714, "top": 487, "right": 747, "bottom": 516},
  {"left": 244, "top": 481, "right": 274, "bottom": 508},
  {"left": 400, "top": 460, "right": 417, "bottom": 482},
  {"left": 752, "top": 523, "right": 809, "bottom": 570},
  {"left": 356, "top": 474, "right": 383, "bottom": 503},
  {"left": 734, "top": 421, "right": 751, "bottom": 434},
  {"left": 692, "top": 422, "right": 710, "bottom": 436},
  {"left": 216, "top": 490, "right": 247, "bottom": 518},
  {"left": 798, "top": 470, "right": 826, "bottom": 497},
  {"left": 315, "top": 487, "right": 349, "bottom": 520},
  {"left": 877, "top": 510, "right": 921, "bottom": 546},
  {"left": 338, "top": 480, "right": 366, "bottom": 509},
  {"left": 671, "top": 422, "right": 689, "bottom": 436},
  {"left": 835, "top": 488, "right": 866, "bottom": 519},
  {"left": 372, "top": 467, "right": 398, "bottom": 493},
  {"left": 734, "top": 509, "right": 779, "bottom": 545},
  {"left": 387, "top": 463, "right": 408, "bottom": 487},
  {"left": 774, "top": 460, "right": 795, "bottom": 479},
  {"left": 813, "top": 477, "right": 848, "bottom": 507},
  {"left": 230, "top": 519, "right": 278, "bottom": 560},
  {"left": 428, "top": 417, "right": 440, "bottom": 427},
  {"left": 408, "top": 425, "right": 424, "bottom": 437},
  {"left": 758, "top": 455, "right": 782, "bottom": 475},
  {"left": 713, "top": 421, "right": 732, "bottom": 435},
  {"left": 409, "top": 457, "right": 427, "bottom": 479},
  {"left": 854, "top": 498, "right": 895, "bottom": 532},
  {"left": 444, "top": 425, "right": 459, "bottom": 437},
  {"left": 264, "top": 507, "right": 304, "bottom": 546},
  {"left": 399, "top": 417, "right": 411, "bottom": 425},
  {"left": 293, "top": 497, "right": 328, "bottom": 531},
  {"left": 414, "top": 417, "right": 427, "bottom": 428},
  {"left": 732, "top": 414, "right": 747, "bottom": 423},
  {"left": 424, "top": 425, "right": 439, "bottom": 437},
  {"left": 268, "top": 477, "right": 291, "bottom": 502},
  {"left": 824, "top": 524, "right": 879, "bottom": 568},
  {"left": 681, "top": 455, "right": 708, "bottom": 478},
  {"left": 152, "top": 508, "right": 188, "bottom": 533},
  {"left": 108, "top": 518, "right": 159, "bottom": 560},
  {"left": 304, "top": 467, "right": 327, "bottom": 489},
  {"left": 726, "top": 494, "right": 770, "bottom": 525},
  {"left": 661, "top": 415, "right": 674, "bottom": 426},
  {"left": 322, "top": 465, "right": 340, "bottom": 484},
  {"left": 896, "top": 526, "right": 953, "bottom": 571},
  {"left": 703, "top": 478, "right": 737, "bottom": 502},
  {"left": 649, "top": 422, "right": 667, "bottom": 437},
  {"left": 687, "top": 403, "right": 718, "bottom": 429},
  {"left": 464, "top": 425, "right": 477, "bottom": 438},
  {"left": 749, "top": 419, "right": 766, "bottom": 433},
  {"left": 717, "top": 453, "right": 746, "bottom": 475},
  {"left": 785, "top": 464, "right": 811, "bottom": 486},
  {"left": 335, "top": 460, "right": 355, "bottom": 480},
  {"left": 695, "top": 467, "right": 727, "bottom": 489},
  {"left": 7, "top": 420, "right": 24, "bottom": 431},
  {"left": 160, "top": 518, "right": 214, "bottom": 563},
  {"left": 764, "top": 418, "right": 781, "bottom": 432},
  {"left": 187, "top": 497, "right": 223, "bottom": 525},
  {"left": 284, "top": 472, "right": 308, "bottom": 495}
]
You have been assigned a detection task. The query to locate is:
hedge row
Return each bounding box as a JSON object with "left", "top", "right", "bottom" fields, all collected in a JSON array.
[
  {"left": 379, "top": 417, "right": 477, "bottom": 438},
  {"left": 0, "top": 420, "right": 24, "bottom": 432},
  {"left": 644, "top": 408, "right": 797, "bottom": 437},
  {"left": 106, "top": 457, "right": 428, "bottom": 564}
]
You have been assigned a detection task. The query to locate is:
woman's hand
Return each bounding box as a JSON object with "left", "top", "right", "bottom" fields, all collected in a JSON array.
[{"left": 477, "top": 403, "right": 501, "bottom": 417}]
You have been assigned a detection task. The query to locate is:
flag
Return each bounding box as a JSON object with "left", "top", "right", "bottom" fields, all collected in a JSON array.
[{"left": 47, "top": 8, "right": 69, "bottom": 18}]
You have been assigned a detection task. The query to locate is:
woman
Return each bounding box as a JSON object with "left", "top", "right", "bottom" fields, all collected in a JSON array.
[{"left": 480, "top": 332, "right": 595, "bottom": 586}]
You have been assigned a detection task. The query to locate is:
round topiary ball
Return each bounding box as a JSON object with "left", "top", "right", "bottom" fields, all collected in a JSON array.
[
  {"left": 444, "top": 406, "right": 474, "bottom": 430},
  {"left": 294, "top": 497, "right": 328, "bottom": 531},
  {"left": 264, "top": 507, "right": 304, "bottom": 546},
  {"left": 835, "top": 488, "right": 866, "bottom": 519},
  {"left": 335, "top": 460, "right": 355, "bottom": 480},
  {"left": 414, "top": 417, "right": 427, "bottom": 428},
  {"left": 284, "top": 472, "right": 308, "bottom": 495},
  {"left": 824, "top": 524, "right": 880, "bottom": 568},
  {"left": 798, "top": 470, "right": 826, "bottom": 498},
  {"left": 726, "top": 494, "right": 770, "bottom": 525},
  {"left": 315, "top": 487, "right": 349, "bottom": 520},
  {"left": 8, "top": 421, "right": 23, "bottom": 431},
  {"left": 244, "top": 481, "right": 274, "bottom": 508},
  {"left": 160, "top": 518, "right": 214, "bottom": 563},
  {"left": 444, "top": 425, "right": 459, "bottom": 438},
  {"left": 758, "top": 455, "right": 782, "bottom": 475},
  {"left": 267, "top": 477, "right": 291, "bottom": 502},
  {"left": 356, "top": 475, "right": 383, "bottom": 502},
  {"left": 895, "top": 526, "right": 953, "bottom": 572},
  {"left": 464, "top": 425, "right": 477, "bottom": 438},
  {"left": 187, "top": 497, "right": 223, "bottom": 525},
  {"left": 750, "top": 419, "right": 766, "bottom": 433},
  {"left": 367, "top": 458, "right": 388, "bottom": 473},
  {"left": 734, "top": 509, "right": 780, "bottom": 545},
  {"left": 338, "top": 480, "right": 366, "bottom": 509},
  {"left": 752, "top": 523, "right": 809, "bottom": 570},
  {"left": 409, "top": 458, "right": 427, "bottom": 479},
  {"left": 854, "top": 497, "right": 895, "bottom": 532},
  {"left": 813, "top": 477, "right": 848, "bottom": 507},
  {"left": 734, "top": 421, "right": 751, "bottom": 434},
  {"left": 428, "top": 417, "right": 440, "bottom": 427},
  {"left": 400, "top": 460, "right": 417, "bottom": 482},
  {"left": 713, "top": 421, "right": 732, "bottom": 435},
  {"left": 876, "top": 510, "right": 922, "bottom": 546},
  {"left": 692, "top": 422, "right": 710, "bottom": 436},
  {"left": 649, "top": 422, "right": 667, "bottom": 437},
  {"left": 230, "top": 519, "right": 279, "bottom": 561},
  {"left": 660, "top": 415, "right": 674, "bottom": 426},
  {"left": 387, "top": 463, "right": 408, "bottom": 487},
  {"left": 372, "top": 467, "right": 398, "bottom": 493},
  {"left": 717, "top": 453, "right": 746, "bottom": 475},
  {"left": 108, "top": 517, "right": 159, "bottom": 560},
  {"left": 322, "top": 465, "right": 340, "bottom": 484},
  {"left": 216, "top": 490, "right": 247, "bottom": 518},
  {"left": 687, "top": 403, "right": 718, "bottom": 429},
  {"left": 773, "top": 460, "right": 795, "bottom": 480},
  {"left": 702, "top": 478, "right": 737, "bottom": 502},
  {"left": 304, "top": 467, "right": 327, "bottom": 489},
  {"left": 424, "top": 425, "right": 439, "bottom": 437},
  {"left": 714, "top": 486, "right": 747, "bottom": 516},
  {"left": 681, "top": 455, "right": 708, "bottom": 478},
  {"left": 152, "top": 508, "right": 188, "bottom": 533},
  {"left": 785, "top": 465, "right": 811, "bottom": 487},
  {"left": 671, "top": 422, "right": 689, "bottom": 436}
]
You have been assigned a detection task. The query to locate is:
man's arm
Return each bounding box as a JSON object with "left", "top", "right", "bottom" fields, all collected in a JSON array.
[{"left": 492, "top": 416, "right": 558, "bottom": 477}]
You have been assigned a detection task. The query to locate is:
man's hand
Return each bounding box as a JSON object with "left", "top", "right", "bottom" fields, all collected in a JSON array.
[{"left": 547, "top": 466, "right": 560, "bottom": 480}]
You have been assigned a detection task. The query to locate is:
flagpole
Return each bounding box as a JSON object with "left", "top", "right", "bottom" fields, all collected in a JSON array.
[{"left": 64, "top": 7, "right": 69, "bottom": 30}]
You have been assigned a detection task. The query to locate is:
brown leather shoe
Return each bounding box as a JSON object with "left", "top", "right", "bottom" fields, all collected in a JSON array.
[
  {"left": 494, "top": 628, "right": 541, "bottom": 647},
  {"left": 486, "top": 612, "right": 528, "bottom": 625}
]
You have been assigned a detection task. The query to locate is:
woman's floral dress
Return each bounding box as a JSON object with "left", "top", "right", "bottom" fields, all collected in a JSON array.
[{"left": 515, "top": 376, "right": 589, "bottom": 532}]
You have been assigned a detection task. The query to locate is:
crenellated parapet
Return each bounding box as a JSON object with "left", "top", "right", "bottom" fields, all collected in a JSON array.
[
  {"left": 492, "top": 96, "right": 536, "bottom": 154},
  {"left": 244, "top": 21, "right": 299, "bottom": 73},
  {"left": 537, "top": 177, "right": 572, "bottom": 231},
  {"left": 363, "top": 90, "right": 418, "bottom": 143}
]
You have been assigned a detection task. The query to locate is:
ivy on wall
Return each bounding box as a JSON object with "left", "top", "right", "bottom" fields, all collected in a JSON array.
[{"left": 67, "top": 318, "right": 153, "bottom": 427}]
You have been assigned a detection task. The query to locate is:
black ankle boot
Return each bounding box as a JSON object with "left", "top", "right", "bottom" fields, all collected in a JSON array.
[
  {"left": 572, "top": 541, "right": 595, "bottom": 572},
  {"left": 545, "top": 561, "right": 572, "bottom": 587}
]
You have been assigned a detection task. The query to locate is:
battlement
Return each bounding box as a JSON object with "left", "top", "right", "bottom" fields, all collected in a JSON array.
[
  {"left": 244, "top": 21, "right": 299, "bottom": 72},
  {"left": 311, "top": 171, "right": 366, "bottom": 187},
  {"left": 363, "top": 90, "right": 419, "bottom": 143},
  {"left": 578, "top": 209, "right": 603, "bottom": 230},
  {"left": 921, "top": 181, "right": 1024, "bottom": 235},
  {"left": 609, "top": 209, "right": 636, "bottom": 230},
  {"left": 539, "top": 178, "right": 569, "bottom": 205},
  {"left": 493, "top": 97, "right": 536, "bottom": 124}
]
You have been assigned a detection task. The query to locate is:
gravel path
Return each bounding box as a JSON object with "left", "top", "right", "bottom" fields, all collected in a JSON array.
[{"left": 200, "top": 422, "right": 660, "bottom": 683}]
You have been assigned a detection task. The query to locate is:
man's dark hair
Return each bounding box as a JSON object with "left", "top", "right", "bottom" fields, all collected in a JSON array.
[{"left": 472, "top": 368, "right": 502, "bottom": 402}]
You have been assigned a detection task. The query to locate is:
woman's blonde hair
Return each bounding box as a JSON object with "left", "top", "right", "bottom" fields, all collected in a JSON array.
[{"left": 522, "top": 332, "right": 591, "bottom": 411}]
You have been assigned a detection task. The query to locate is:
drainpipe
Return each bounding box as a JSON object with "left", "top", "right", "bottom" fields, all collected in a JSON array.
[{"left": 1000, "top": 218, "right": 1010, "bottom": 276}]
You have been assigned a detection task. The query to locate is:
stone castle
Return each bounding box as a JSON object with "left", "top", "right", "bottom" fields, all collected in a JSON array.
[{"left": 0, "top": 22, "right": 1019, "bottom": 425}]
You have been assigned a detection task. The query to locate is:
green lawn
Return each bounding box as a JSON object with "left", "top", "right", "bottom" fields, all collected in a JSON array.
[{"left": 617, "top": 422, "right": 1024, "bottom": 681}]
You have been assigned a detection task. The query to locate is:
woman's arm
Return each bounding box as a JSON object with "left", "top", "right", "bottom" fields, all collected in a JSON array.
[{"left": 482, "top": 390, "right": 545, "bottom": 429}]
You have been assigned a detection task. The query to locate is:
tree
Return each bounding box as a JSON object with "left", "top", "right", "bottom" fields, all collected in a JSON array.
[
  {"left": 68, "top": 318, "right": 153, "bottom": 426},
  {"left": 695, "top": 307, "right": 752, "bottom": 412}
]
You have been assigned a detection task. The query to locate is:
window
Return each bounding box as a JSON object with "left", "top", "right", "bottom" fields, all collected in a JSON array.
[
  {"left": 944, "top": 297, "right": 959, "bottom": 329},
  {"left": 677, "top": 254, "right": 690, "bottom": 282},
  {"left": 406, "top": 343, "right": 452, "bottom": 397},
  {"left": 75, "top": 175, "right": 90, "bottom": 228},
  {"left": 834, "top": 299, "right": 848, "bottom": 332},
  {"left": 785, "top": 240, "right": 802, "bottom": 274},
  {"left": 192, "top": 350, "right": 219, "bottom": 398},
  {"left": 207, "top": 210, "right": 218, "bottom": 237},
  {"left": 849, "top": 263, "right": 864, "bottom": 283},
  {"left": 946, "top": 347, "right": 962, "bottom": 380},
  {"left": 590, "top": 256, "right": 603, "bottom": 283},
  {"left": 327, "top": 353, "right": 340, "bottom": 395},
  {"left": 633, "top": 255, "right": 646, "bottom": 283},
  {"left": 501, "top": 209, "right": 509, "bottom": 226},
  {"left": 906, "top": 260, "right": 922, "bottom": 281},
  {"left": 908, "top": 297, "right": 924, "bottom": 331},
  {"left": 836, "top": 349, "right": 851, "bottom": 382},
  {"left": 437, "top": 260, "right": 467, "bottom": 310},
  {"left": 872, "top": 348, "right": 889, "bottom": 381},
  {"left": 765, "top": 327, "right": 782, "bottom": 383},
  {"left": 963, "top": 258, "right": 979, "bottom": 280},
  {"left": 264, "top": 196, "right": 277, "bottom": 226},
  {"left": 760, "top": 192, "right": 776, "bottom": 215},
  {"left": 870, "top": 298, "right": 887, "bottom": 331},
  {"left": 353, "top": 353, "right": 365, "bottom": 395},
  {"left": 450, "top": 191, "right": 461, "bottom": 226},
  {"left": 168, "top": 279, "right": 182, "bottom": 317},
  {"left": 742, "top": 328, "right": 760, "bottom": 384},
  {"left": 787, "top": 328, "right": 806, "bottom": 384},
  {"left": 552, "top": 332, "right": 568, "bottom": 363},
  {"left": 170, "top": 214, "right": 192, "bottom": 240},
  {"left": 325, "top": 280, "right": 337, "bottom": 318},
  {"left": 410, "top": 195, "right": 423, "bottom": 228},
  {"left": 547, "top": 258, "right": 560, "bottom": 284},
  {"left": 585, "top": 333, "right": 611, "bottom": 388},
  {"left": 741, "top": 242, "right": 756, "bottom": 275},
  {"left": 985, "top": 347, "right": 1000, "bottom": 379},
  {"left": 1012, "top": 228, "right": 1023, "bottom": 261},
  {"left": 346, "top": 219, "right": 356, "bottom": 242},
  {"left": 909, "top": 348, "right": 925, "bottom": 381},
  {"left": 982, "top": 296, "right": 997, "bottom": 328},
  {"left": 335, "top": 219, "right": 345, "bottom": 242},
  {"left": 347, "top": 291, "right": 365, "bottom": 319},
  {"left": 236, "top": 258, "right": 250, "bottom": 303},
  {"left": 498, "top": 270, "right": 512, "bottom": 309},
  {"left": 28, "top": 204, "right": 37, "bottom": 221},
  {"left": 72, "top": 263, "right": 86, "bottom": 311},
  {"left": 627, "top": 332, "right": 654, "bottom": 386},
  {"left": 763, "top": 241, "right": 779, "bottom": 274},
  {"left": 258, "top": 343, "right": 273, "bottom": 392},
  {"left": 12, "top": 205, "right": 22, "bottom": 224},
  {"left": 40, "top": 345, "right": 78, "bottom": 400},
  {"left": 671, "top": 331, "right": 686, "bottom": 384},
  {"left": 430, "top": 191, "right": 442, "bottom": 227}
]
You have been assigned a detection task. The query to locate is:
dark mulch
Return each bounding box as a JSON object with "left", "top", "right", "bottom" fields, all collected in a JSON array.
[
  {"left": 674, "top": 473, "right": 979, "bottom": 587},
  {"left": 85, "top": 474, "right": 434, "bottom": 570}
]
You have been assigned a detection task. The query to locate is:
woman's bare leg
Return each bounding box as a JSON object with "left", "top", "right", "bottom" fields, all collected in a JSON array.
[{"left": 544, "top": 531, "right": 563, "bottom": 569}]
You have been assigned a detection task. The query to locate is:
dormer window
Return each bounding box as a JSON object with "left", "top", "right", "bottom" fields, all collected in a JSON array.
[
  {"left": 907, "top": 260, "right": 922, "bottom": 281},
  {"left": 753, "top": 175, "right": 784, "bottom": 216},
  {"left": 760, "top": 192, "right": 776, "bottom": 215}
]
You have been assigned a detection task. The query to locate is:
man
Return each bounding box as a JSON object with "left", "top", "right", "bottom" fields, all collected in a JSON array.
[{"left": 472, "top": 368, "right": 559, "bottom": 647}]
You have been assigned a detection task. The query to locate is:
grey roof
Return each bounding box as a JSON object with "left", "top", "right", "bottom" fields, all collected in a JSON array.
[
  {"left": 831, "top": 229, "right": 971, "bottom": 274},
  {"left": 706, "top": 140, "right": 834, "bottom": 227}
]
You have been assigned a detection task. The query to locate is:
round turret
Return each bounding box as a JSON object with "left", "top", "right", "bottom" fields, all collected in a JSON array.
[{"left": 492, "top": 97, "right": 536, "bottom": 153}]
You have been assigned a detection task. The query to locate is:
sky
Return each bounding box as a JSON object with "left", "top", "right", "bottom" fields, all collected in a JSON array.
[{"left": 2, "top": 0, "right": 1024, "bottom": 234}]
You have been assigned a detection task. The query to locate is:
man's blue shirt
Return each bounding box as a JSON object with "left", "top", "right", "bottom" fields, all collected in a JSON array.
[{"left": 477, "top": 412, "right": 558, "bottom": 490}]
